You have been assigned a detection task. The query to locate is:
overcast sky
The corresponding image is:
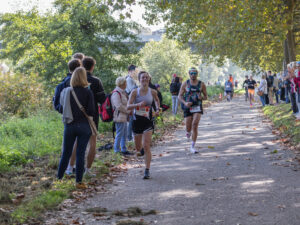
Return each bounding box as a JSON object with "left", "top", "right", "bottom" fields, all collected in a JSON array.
[{"left": 0, "top": 0, "right": 163, "bottom": 31}]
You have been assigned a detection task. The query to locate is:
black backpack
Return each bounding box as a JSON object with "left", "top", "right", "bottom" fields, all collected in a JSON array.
[{"left": 170, "top": 83, "right": 179, "bottom": 94}]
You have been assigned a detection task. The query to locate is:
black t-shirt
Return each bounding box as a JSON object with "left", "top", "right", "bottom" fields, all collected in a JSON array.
[
  {"left": 243, "top": 79, "right": 250, "bottom": 88},
  {"left": 248, "top": 80, "right": 256, "bottom": 89}
]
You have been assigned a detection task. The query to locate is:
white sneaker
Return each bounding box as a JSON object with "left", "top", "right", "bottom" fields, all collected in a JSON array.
[
  {"left": 84, "top": 169, "right": 96, "bottom": 177},
  {"left": 190, "top": 146, "right": 198, "bottom": 154}
]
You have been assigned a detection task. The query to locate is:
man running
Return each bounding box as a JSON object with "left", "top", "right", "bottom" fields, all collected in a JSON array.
[
  {"left": 178, "top": 67, "right": 207, "bottom": 153},
  {"left": 225, "top": 77, "right": 233, "bottom": 101},
  {"left": 242, "top": 75, "right": 250, "bottom": 101},
  {"left": 248, "top": 75, "right": 256, "bottom": 107}
]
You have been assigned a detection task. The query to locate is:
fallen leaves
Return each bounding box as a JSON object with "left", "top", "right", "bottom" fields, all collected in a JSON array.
[
  {"left": 208, "top": 146, "right": 215, "bottom": 149},
  {"left": 248, "top": 212, "right": 258, "bottom": 216}
]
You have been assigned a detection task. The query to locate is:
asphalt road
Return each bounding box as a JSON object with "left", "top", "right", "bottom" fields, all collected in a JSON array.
[{"left": 46, "top": 97, "right": 300, "bottom": 225}]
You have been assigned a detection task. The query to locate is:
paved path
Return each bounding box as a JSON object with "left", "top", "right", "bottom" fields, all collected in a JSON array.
[{"left": 47, "top": 97, "right": 300, "bottom": 225}]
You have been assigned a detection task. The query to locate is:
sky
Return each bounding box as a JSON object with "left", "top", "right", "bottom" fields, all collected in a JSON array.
[{"left": 0, "top": 0, "right": 164, "bottom": 31}]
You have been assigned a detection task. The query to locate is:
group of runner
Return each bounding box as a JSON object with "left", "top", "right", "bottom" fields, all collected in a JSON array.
[{"left": 54, "top": 54, "right": 208, "bottom": 184}]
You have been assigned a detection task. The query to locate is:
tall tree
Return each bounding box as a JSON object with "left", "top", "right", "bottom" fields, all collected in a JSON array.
[{"left": 0, "top": 0, "right": 140, "bottom": 90}]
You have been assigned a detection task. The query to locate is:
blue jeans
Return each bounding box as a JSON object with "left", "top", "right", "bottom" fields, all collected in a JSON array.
[
  {"left": 172, "top": 95, "right": 179, "bottom": 115},
  {"left": 274, "top": 89, "right": 279, "bottom": 104},
  {"left": 127, "top": 115, "right": 133, "bottom": 141},
  {"left": 285, "top": 87, "right": 290, "bottom": 103},
  {"left": 114, "top": 122, "right": 127, "bottom": 152},
  {"left": 57, "top": 122, "right": 91, "bottom": 183},
  {"left": 260, "top": 94, "right": 266, "bottom": 107}
]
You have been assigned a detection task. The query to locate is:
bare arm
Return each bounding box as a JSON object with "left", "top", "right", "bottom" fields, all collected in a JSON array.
[
  {"left": 201, "top": 83, "right": 208, "bottom": 100},
  {"left": 127, "top": 89, "right": 146, "bottom": 110}
]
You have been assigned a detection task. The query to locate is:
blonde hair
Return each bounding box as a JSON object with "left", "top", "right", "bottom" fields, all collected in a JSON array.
[
  {"left": 262, "top": 74, "right": 266, "bottom": 79},
  {"left": 115, "top": 76, "right": 126, "bottom": 87},
  {"left": 71, "top": 67, "right": 89, "bottom": 88}
]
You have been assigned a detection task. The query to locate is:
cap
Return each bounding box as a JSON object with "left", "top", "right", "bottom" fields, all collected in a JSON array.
[{"left": 155, "top": 84, "right": 160, "bottom": 88}]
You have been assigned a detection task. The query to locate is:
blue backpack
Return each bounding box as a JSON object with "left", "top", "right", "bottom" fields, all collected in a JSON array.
[{"left": 53, "top": 76, "right": 71, "bottom": 113}]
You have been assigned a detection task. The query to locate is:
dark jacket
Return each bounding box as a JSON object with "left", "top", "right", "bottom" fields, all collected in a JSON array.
[
  {"left": 53, "top": 73, "right": 72, "bottom": 113},
  {"left": 170, "top": 82, "right": 181, "bottom": 96},
  {"left": 86, "top": 72, "right": 106, "bottom": 124},
  {"left": 70, "top": 87, "right": 95, "bottom": 124}
]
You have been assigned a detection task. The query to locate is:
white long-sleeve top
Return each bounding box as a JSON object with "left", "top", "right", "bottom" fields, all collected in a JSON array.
[{"left": 258, "top": 79, "right": 268, "bottom": 94}]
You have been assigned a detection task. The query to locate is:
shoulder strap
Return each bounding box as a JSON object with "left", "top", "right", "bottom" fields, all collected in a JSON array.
[
  {"left": 71, "top": 88, "right": 87, "bottom": 116},
  {"left": 112, "top": 90, "right": 121, "bottom": 99}
]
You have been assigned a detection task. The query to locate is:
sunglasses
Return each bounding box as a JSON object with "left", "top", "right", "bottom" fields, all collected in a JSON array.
[{"left": 189, "top": 72, "right": 198, "bottom": 76}]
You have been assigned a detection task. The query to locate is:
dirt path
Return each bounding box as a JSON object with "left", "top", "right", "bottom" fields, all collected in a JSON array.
[{"left": 46, "top": 97, "right": 300, "bottom": 225}]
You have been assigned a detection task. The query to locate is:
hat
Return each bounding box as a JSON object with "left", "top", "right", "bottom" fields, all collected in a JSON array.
[
  {"left": 172, "top": 73, "right": 177, "bottom": 77},
  {"left": 128, "top": 64, "right": 136, "bottom": 71},
  {"left": 155, "top": 84, "right": 160, "bottom": 88}
]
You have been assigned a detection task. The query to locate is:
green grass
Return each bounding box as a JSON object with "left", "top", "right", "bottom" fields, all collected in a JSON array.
[
  {"left": 206, "top": 85, "right": 224, "bottom": 98},
  {"left": 263, "top": 104, "right": 300, "bottom": 145},
  {"left": 11, "top": 180, "right": 75, "bottom": 224},
  {"left": 234, "top": 88, "right": 246, "bottom": 94}
]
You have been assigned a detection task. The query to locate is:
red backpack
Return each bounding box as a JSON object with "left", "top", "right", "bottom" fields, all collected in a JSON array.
[{"left": 99, "top": 90, "right": 121, "bottom": 122}]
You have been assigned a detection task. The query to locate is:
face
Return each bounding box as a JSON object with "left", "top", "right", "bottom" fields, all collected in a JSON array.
[
  {"left": 250, "top": 76, "right": 253, "bottom": 80},
  {"left": 189, "top": 71, "right": 198, "bottom": 81},
  {"left": 120, "top": 81, "right": 127, "bottom": 90},
  {"left": 139, "top": 73, "right": 150, "bottom": 86}
]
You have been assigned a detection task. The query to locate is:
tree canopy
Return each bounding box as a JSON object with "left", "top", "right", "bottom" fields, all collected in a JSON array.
[
  {"left": 0, "top": 0, "right": 140, "bottom": 90},
  {"left": 110, "top": 0, "right": 300, "bottom": 71}
]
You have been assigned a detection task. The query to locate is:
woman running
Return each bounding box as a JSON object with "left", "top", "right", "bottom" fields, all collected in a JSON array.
[
  {"left": 127, "top": 71, "right": 160, "bottom": 179},
  {"left": 248, "top": 75, "right": 256, "bottom": 106}
]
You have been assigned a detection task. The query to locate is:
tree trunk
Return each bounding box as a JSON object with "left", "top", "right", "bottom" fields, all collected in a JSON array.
[{"left": 286, "top": 30, "right": 296, "bottom": 63}]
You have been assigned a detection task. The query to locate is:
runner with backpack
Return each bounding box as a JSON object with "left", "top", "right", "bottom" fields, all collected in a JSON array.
[
  {"left": 170, "top": 76, "right": 181, "bottom": 115},
  {"left": 127, "top": 71, "right": 160, "bottom": 179},
  {"left": 178, "top": 67, "right": 207, "bottom": 154}
]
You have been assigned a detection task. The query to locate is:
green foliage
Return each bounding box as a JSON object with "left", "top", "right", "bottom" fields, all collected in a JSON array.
[
  {"left": 263, "top": 104, "right": 300, "bottom": 145},
  {"left": 0, "top": 72, "right": 49, "bottom": 117},
  {"left": 0, "top": 0, "right": 140, "bottom": 90},
  {"left": 140, "top": 0, "right": 300, "bottom": 71},
  {"left": 0, "top": 111, "right": 63, "bottom": 171},
  {"left": 206, "top": 85, "right": 224, "bottom": 98},
  {"left": 139, "top": 35, "right": 196, "bottom": 91}
]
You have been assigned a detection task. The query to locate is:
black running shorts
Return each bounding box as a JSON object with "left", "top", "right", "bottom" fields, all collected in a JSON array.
[{"left": 132, "top": 115, "right": 154, "bottom": 135}]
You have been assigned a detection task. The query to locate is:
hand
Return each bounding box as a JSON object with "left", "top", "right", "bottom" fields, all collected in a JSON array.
[
  {"left": 185, "top": 102, "right": 193, "bottom": 107},
  {"left": 138, "top": 101, "right": 146, "bottom": 107},
  {"left": 154, "top": 110, "right": 160, "bottom": 117}
]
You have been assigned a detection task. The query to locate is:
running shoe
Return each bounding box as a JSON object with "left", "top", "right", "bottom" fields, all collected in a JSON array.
[
  {"left": 190, "top": 146, "right": 199, "bottom": 154},
  {"left": 143, "top": 169, "right": 150, "bottom": 179},
  {"left": 137, "top": 148, "right": 144, "bottom": 156},
  {"left": 84, "top": 169, "right": 96, "bottom": 178}
]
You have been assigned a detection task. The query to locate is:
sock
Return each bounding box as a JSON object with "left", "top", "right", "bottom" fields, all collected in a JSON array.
[
  {"left": 85, "top": 168, "right": 90, "bottom": 173},
  {"left": 66, "top": 164, "right": 73, "bottom": 172},
  {"left": 191, "top": 141, "right": 195, "bottom": 148}
]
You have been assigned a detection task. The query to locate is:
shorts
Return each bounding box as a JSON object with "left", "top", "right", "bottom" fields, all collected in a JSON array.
[
  {"left": 132, "top": 115, "right": 154, "bottom": 135},
  {"left": 183, "top": 105, "right": 203, "bottom": 118},
  {"left": 225, "top": 91, "right": 232, "bottom": 95},
  {"left": 248, "top": 89, "right": 255, "bottom": 95}
]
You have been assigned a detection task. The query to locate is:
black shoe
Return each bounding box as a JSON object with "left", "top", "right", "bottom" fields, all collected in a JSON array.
[
  {"left": 121, "top": 151, "right": 133, "bottom": 155},
  {"left": 143, "top": 169, "right": 150, "bottom": 179},
  {"left": 139, "top": 148, "right": 144, "bottom": 156}
]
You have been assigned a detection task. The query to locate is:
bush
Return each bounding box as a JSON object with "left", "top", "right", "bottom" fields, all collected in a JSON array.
[
  {"left": 0, "top": 72, "right": 50, "bottom": 118},
  {"left": 0, "top": 110, "right": 63, "bottom": 171}
]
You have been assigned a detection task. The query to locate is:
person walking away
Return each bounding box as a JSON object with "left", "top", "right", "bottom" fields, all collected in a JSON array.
[
  {"left": 82, "top": 57, "right": 106, "bottom": 177},
  {"left": 225, "top": 77, "right": 233, "bottom": 101},
  {"left": 266, "top": 71, "right": 274, "bottom": 105},
  {"left": 243, "top": 75, "right": 250, "bottom": 101},
  {"left": 273, "top": 73, "right": 279, "bottom": 104},
  {"left": 126, "top": 65, "right": 138, "bottom": 142},
  {"left": 111, "top": 77, "right": 132, "bottom": 155},
  {"left": 258, "top": 74, "right": 268, "bottom": 107},
  {"left": 170, "top": 76, "right": 181, "bottom": 115},
  {"left": 57, "top": 67, "right": 95, "bottom": 189},
  {"left": 229, "top": 74, "right": 234, "bottom": 99},
  {"left": 178, "top": 67, "right": 208, "bottom": 153},
  {"left": 127, "top": 71, "right": 160, "bottom": 179},
  {"left": 247, "top": 75, "right": 256, "bottom": 107}
]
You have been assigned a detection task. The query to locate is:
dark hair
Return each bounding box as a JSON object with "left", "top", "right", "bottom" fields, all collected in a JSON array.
[
  {"left": 138, "top": 71, "right": 148, "bottom": 81},
  {"left": 82, "top": 57, "right": 96, "bottom": 71},
  {"left": 68, "top": 59, "right": 81, "bottom": 72},
  {"left": 268, "top": 70, "right": 272, "bottom": 73},
  {"left": 174, "top": 77, "right": 180, "bottom": 83},
  {"left": 72, "top": 53, "right": 85, "bottom": 60},
  {"left": 128, "top": 64, "right": 136, "bottom": 71}
]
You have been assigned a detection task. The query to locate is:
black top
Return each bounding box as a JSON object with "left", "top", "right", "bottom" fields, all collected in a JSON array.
[
  {"left": 70, "top": 87, "right": 95, "bottom": 124},
  {"left": 86, "top": 72, "right": 106, "bottom": 119},
  {"left": 248, "top": 80, "right": 256, "bottom": 89},
  {"left": 243, "top": 79, "right": 250, "bottom": 89},
  {"left": 157, "top": 90, "right": 163, "bottom": 106}
]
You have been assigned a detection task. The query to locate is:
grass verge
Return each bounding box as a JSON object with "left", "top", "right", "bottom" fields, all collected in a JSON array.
[{"left": 263, "top": 104, "right": 300, "bottom": 146}]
